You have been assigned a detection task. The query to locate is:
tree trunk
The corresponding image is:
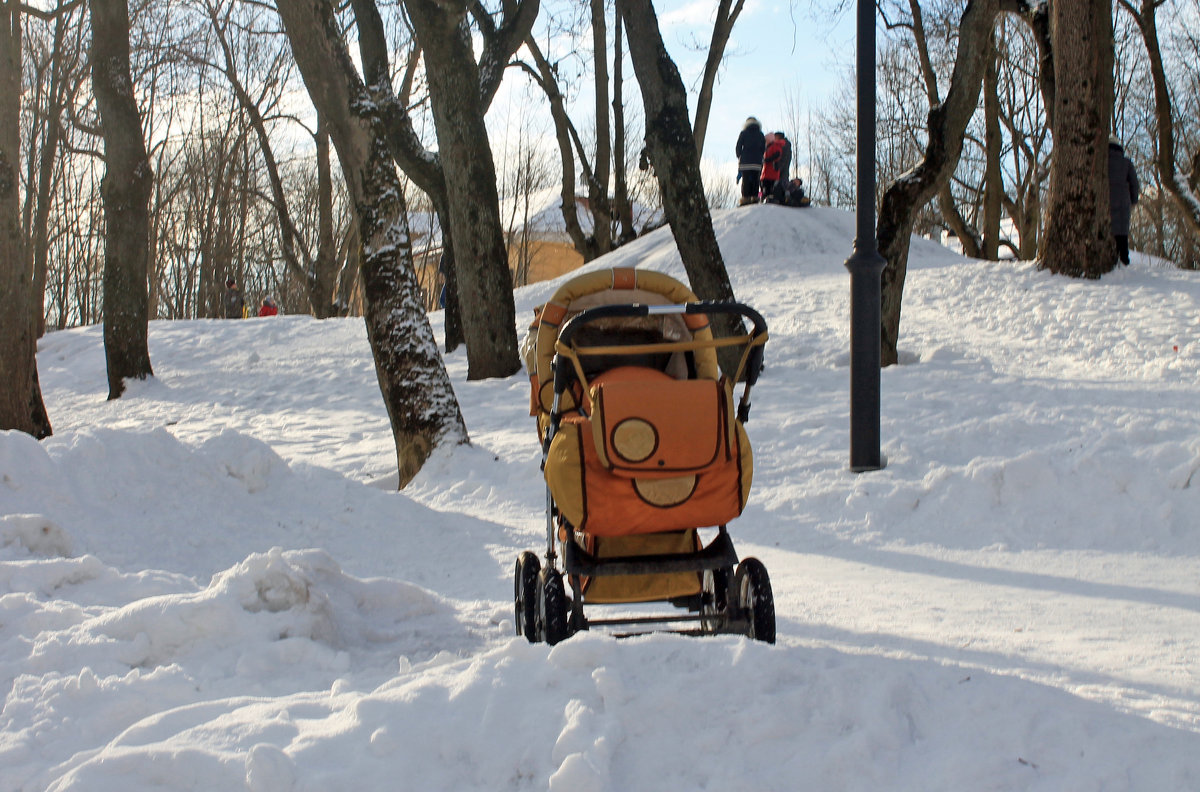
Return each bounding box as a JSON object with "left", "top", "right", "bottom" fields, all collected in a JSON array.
[
  {"left": 312, "top": 117, "right": 341, "bottom": 317},
  {"left": 520, "top": 42, "right": 597, "bottom": 261},
  {"left": 1038, "top": 0, "right": 1115, "bottom": 278},
  {"left": 982, "top": 33, "right": 1003, "bottom": 260},
  {"left": 692, "top": 0, "right": 745, "bottom": 158},
  {"left": 347, "top": 1, "right": 464, "bottom": 351},
  {"left": 405, "top": 0, "right": 520, "bottom": 380},
  {"left": 0, "top": 4, "right": 45, "bottom": 436},
  {"left": 277, "top": 0, "right": 469, "bottom": 487},
  {"left": 877, "top": 0, "right": 1000, "bottom": 366},
  {"left": 612, "top": 14, "right": 636, "bottom": 244},
  {"left": 590, "top": 0, "right": 613, "bottom": 256},
  {"left": 90, "top": 0, "right": 154, "bottom": 399},
  {"left": 439, "top": 206, "right": 464, "bottom": 353},
  {"left": 617, "top": 0, "right": 742, "bottom": 374}
]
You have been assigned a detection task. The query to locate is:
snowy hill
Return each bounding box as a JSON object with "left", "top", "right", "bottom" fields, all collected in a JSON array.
[{"left": 4, "top": 205, "right": 1200, "bottom": 790}]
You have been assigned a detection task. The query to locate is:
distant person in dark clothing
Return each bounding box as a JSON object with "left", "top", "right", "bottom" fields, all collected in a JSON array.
[
  {"left": 1108, "top": 136, "right": 1140, "bottom": 266},
  {"left": 735, "top": 117, "right": 765, "bottom": 206},
  {"left": 777, "top": 177, "right": 810, "bottom": 207},
  {"left": 223, "top": 277, "right": 244, "bottom": 319}
]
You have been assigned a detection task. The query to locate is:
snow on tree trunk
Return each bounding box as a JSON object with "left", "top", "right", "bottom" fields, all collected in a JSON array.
[{"left": 277, "top": 0, "right": 468, "bottom": 488}]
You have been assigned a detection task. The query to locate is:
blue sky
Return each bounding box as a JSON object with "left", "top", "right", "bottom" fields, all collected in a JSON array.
[{"left": 656, "top": 0, "right": 858, "bottom": 167}]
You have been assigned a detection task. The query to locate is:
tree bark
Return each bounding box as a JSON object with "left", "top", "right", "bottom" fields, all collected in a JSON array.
[
  {"left": 1038, "top": 0, "right": 1115, "bottom": 278},
  {"left": 0, "top": 4, "right": 46, "bottom": 436},
  {"left": 90, "top": 0, "right": 154, "bottom": 399},
  {"left": 590, "top": 0, "right": 613, "bottom": 256},
  {"left": 617, "top": 0, "right": 742, "bottom": 374},
  {"left": 276, "top": 0, "right": 469, "bottom": 487},
  {"left": 346, "top": 2, "right": 463, "bottom": 351},
  {"left": 611, "top": 14, "right": 636, "bottom": 244},
  {"left": 405, "top": 0, "right": 521, "bottom": 379},
  {"left": 877, "top": 0, "right": 1000, "bottom": 366},
  {"left": 982, "top": 32, "right": 1003, "bottom": 260},
  {"left": 692, "top": 0, "right": 745, "bottom": 158}
]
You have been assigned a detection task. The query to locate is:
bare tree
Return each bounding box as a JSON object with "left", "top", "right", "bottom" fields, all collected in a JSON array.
[
  {"left": 1, "top": 1, "right": 49, "bottom": 436},
  {"left": 1119, "top": 0, "right": 1200, "bottom": 242},
  {"left": 90, "top": 0, "right": 155, "bottom": 398},
  {"left": 275, "top": 0, "right": 468, "bottom": 487},
  {"left": 400, "top": 0, "right": 536, "bottom": 379},
  {"left": 691, "top": 0, "right": 746, "bottom": 157},
  {"left": 876, "top": 0, "right": 1001, "bottom": 366},
  {"left": 202, "top": 0, "right": 343, "bottom": 317},
  {"left": 617, "top": 0, "right": 742, "bottom": 374}
]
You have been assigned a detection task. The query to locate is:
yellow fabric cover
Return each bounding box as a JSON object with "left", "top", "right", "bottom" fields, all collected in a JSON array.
[
  {"left": 580, "top": 531, "right": 703, "bottom": 604},
  {"left": 530, "top": 268, "right": 720, "bottom": 417}
]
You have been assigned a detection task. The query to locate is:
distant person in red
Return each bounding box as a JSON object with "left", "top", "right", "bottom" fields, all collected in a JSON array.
[
  {"left": 258, "top": 296, "right": 279, "bottom": 317},
  {"left": 760, "top": 133, "right": 785, "bottom": 202}
]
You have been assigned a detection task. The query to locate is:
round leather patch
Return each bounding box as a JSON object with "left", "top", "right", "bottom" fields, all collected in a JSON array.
[
  {"left": 633, "top": 475, "right": 697, "bottom": 507},
  {"left": 611, "top": 418, "right": 658, "bottom": 463}
]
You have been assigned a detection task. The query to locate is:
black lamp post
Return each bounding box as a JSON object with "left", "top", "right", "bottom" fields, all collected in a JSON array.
[{"left": 843, "top": 0, "right": 886, "bottom": 472}]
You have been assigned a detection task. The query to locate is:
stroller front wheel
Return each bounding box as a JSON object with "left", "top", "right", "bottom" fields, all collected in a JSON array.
[
  {"left": 537, "top": 568, "right": 571, "bottom": 645},
  {"left": 514, "top": 552, "right": 541, "bottom": 642}
]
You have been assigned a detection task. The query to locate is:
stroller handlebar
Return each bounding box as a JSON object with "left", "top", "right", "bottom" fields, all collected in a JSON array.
[
  {"left": 552, "top": 301, "right": 769, "bottom": 399},
  {"left": 557, "top": 301, "right": 768, "bottom": 347}
]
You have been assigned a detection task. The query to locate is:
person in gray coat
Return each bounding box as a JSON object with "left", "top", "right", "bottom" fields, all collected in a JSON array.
[
  {"left": 1108, "top": 136, "right": 1140, "bottom": 266},
  {"left": 223, "top": 277, "right": 245, "bottom": 319}
]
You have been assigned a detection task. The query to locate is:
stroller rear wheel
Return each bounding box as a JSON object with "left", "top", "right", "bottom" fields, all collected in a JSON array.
[
  {"left": 537, "top": 568, "right": 571, "bottom": 645},
  {"left": 514, "top": 552, "right": 541, "bottom": 641},
  {"left": 735, "top": 558, "right": 776, "bottom": 644},
  {"left": 700, "top": 567, "right": 733, "bottom": 632}
]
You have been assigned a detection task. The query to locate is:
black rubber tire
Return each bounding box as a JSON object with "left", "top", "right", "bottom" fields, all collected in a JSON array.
[
  {"left": 537, "top": 568, "right": 571, "bottom": 646},
  {"left": 699, "top": 567, "right": 733, "bottom": 632},
  {"left": 735, "top": 558, "right": 776, "bottom": 644},
  {"left": 514, "top": 552, "right": 541, "bottom": 642}
]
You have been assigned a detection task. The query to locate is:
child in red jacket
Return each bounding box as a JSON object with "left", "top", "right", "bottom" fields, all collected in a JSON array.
[{"left": 761, "top": 133, "right": 784, "bottom": 202}]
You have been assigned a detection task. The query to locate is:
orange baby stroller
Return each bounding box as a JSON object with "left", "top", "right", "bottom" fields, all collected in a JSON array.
[{"left": 513, "top": 267, "right": 775, "bottom": 644}]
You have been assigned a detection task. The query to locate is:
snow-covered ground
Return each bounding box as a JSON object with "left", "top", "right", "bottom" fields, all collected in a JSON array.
[{"left": 4, "top": 206, "right": 1200, "bottom": 791}]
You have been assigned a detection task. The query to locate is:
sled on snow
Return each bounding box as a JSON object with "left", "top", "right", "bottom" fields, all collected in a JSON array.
[{"left": 513, "top": 267, "right": 776, "bottom": 644}]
